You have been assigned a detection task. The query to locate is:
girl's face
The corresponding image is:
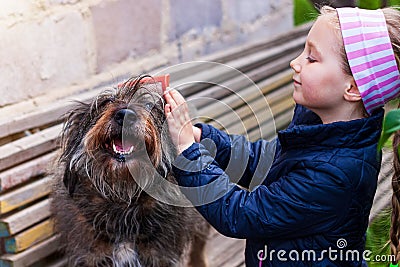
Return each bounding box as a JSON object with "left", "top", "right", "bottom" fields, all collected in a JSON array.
[{"left": 290, "top": 16, "right": 354, "bottom": 121}]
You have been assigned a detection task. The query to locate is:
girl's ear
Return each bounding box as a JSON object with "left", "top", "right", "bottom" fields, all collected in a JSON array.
[{"left": 344, "top": 79, "right": 362, "bottom": 102}]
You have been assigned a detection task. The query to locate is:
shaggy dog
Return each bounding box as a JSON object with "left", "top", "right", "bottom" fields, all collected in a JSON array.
[{"left": 51, "top": 75, "right": 209, "bottom": 267}]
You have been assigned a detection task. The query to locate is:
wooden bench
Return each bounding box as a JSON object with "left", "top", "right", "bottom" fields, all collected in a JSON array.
[{"left": 6, "top": 19, "right": 393, "bottom": 266}]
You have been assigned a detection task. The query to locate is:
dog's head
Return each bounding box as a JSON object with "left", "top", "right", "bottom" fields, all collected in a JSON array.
[{"left": 59, "top": 75, "right": 177, "bottom": 202}]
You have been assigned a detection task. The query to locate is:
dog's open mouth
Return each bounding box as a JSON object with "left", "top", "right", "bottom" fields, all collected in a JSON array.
[
  {"left": 112, "top": 139, "right": 134, "bottom": 155},
  {"left": 106, "top": 138, "right": 136, "bottom": 162}
]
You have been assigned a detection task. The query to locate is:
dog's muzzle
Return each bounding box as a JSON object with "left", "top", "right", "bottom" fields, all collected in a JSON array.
[{"left": 108, "top": 108, "right": 139, "bottom": 161}]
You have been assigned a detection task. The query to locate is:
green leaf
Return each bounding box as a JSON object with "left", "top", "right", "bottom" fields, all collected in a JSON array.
[
  {"left": 378, "top": 109, "right": 400, "bottom": 150},
  {"left": 366, "top": 208, "right": 392, "bottom": 266}
]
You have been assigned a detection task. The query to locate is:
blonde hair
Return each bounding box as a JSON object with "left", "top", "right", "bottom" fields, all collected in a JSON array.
[{"left": 320, "top": 5, "right": 400, "bottom": 263}]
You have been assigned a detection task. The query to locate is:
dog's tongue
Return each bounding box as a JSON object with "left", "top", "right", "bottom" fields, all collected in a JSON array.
[{"left": 114, "top": 139, "right": 133, "bottom": 153}]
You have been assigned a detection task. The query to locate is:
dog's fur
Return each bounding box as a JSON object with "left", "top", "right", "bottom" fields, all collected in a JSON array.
[{"left": 51, "top": 75, "right": 209, "bottom": 267}]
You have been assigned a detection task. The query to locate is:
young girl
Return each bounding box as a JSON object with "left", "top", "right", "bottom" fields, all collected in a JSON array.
[{"left": 164, "top": 6, "right": 400, "bottom": 266}]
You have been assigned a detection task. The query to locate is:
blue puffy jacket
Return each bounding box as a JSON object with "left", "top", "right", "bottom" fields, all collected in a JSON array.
[{"left": 173, "top": 105, "right": 384, "bottom": 266}]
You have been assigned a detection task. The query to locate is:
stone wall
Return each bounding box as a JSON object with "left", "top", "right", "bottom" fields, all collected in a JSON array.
[{"left": 0, "top": 0, "right": 293, "bottom": 107}]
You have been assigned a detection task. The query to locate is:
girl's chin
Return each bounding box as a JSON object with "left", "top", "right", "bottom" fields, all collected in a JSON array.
[{"left": 292, "top": 93, "right": 303, "bottom": 105}]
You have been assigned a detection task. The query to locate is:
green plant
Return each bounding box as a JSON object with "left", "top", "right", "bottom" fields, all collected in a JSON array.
[
  {"left": 293, "top": 0, "right": 318, "bottom": 25},
  {"left": 378, "top": 108, "right": 400, "bottom": 151},
  {"left": 366, "top": 208, "right": 392, "bottom": 266},
  {"left": 293, "top": 0, "right": 400, "bottom": 26}
]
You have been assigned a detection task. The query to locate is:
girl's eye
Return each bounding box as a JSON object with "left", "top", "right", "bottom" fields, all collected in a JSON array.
[{"left": 306, "top": 56, "right": 317, "bottom": 63}]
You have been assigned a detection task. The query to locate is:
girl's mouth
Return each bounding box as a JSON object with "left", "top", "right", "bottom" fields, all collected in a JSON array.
[{"left": 293, "top": 79, "right": 302, "bottom": 85}]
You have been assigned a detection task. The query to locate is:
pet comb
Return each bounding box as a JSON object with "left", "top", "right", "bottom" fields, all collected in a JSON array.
[{"left": 118, "top": 74, "right": 170, "bottom": 95}]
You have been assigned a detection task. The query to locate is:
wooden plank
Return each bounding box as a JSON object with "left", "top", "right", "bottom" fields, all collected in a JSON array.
[
  {"left": 0, "top": 176, "right": 52, "bottom": 215},
  {"left": 248, "top": 108, "right": 294, "bottom": 141},
  {"left": 43, "top": 257, "right": 68, "bottom": 267},
  {"left": 208, "top": 85, "right": 293, "bottom": 130},
  {"left": 0, "top": 235, "right": 60, "bottom": 267},
  {"left": 223, "top": 97, "right": 294, "bottom": 137},
  {"left": 0, "top": 79, "right": 117, "bottom": 140},
  {"left": 0, "top": 124, "right": 62, "bottom": 172},
  {"left": 4, "top": 219, "right": 54, "bottom": 253},
  {"left": 196, "top": 69, "right": 292, "bottom": 118},
  {"left": 185, "top": 52, "right": 298, "bottom": 110},
  {"left": 0, "top": 199, "right": 51, "bottom": 237},
  {"left": 206, "top": 229, "right": 246, "bottom": 267},
  {"left": 369, "top": 151, "right": 394, "bottom": 222},
  {"left": 0, "top": 152, "right": 56, "bottom": 193}
]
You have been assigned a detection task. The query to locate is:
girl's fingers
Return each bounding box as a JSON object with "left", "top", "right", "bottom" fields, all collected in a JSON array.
[
  {"left": 165, "top": 103, "right": 171, "bottom": 115},
  {"left": 169, "top": 89, "right": 186, "bottom": 106},
  {"left": 164, "top": 91, "right": 177, "bottom": 110}
]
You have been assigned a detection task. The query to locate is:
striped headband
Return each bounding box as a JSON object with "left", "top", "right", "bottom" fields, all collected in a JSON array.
[{"left": 337, "top": 7, "right": 400, "bottom": 115}]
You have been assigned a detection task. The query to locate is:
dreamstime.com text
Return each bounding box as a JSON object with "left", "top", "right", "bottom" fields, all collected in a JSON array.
[{"left": 257, "top": 238, "right": 395, "bottom": 263}]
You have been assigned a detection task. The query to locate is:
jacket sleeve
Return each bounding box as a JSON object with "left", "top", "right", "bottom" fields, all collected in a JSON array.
[
  {"left": 173, "top": 143, "right": 352, "bottom": 240},
  {"left": 195, "top": 123, "right": 277, "bottom": 189}
]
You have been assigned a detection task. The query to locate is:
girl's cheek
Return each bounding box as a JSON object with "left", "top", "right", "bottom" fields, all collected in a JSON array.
[{"left": 301, "top": 80, "right": 321, "bottom": 102}]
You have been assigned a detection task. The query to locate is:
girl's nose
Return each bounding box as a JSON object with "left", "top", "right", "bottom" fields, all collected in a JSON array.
[{"left": 290, "top": 58, "right": 301, "bottom": 73}]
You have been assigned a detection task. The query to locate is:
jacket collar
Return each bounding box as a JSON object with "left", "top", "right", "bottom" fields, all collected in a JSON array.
[{"left": 278, "top": 105, "right": 384, "bottom": 150}]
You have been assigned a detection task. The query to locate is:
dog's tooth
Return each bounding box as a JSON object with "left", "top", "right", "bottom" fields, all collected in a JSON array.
[{"left": 112, "top": 142, "right": 118, "bottom": 154}]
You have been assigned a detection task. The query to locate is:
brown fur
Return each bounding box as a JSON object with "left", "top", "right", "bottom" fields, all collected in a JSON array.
[{"left": 51, "top": 75, "right": 209, "bottom": 267}]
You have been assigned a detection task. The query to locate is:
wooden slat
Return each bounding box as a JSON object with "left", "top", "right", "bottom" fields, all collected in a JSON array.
[
  {"left": 4, "top": 219, "right": 54, "bottom": 253},
  {"left": 0, "top": 176, "right": 52, "bottom": 215},
  {"left": 0, "top": 81, "right": 111, "bottom": 138},
  {"left": 208, "top": 84, "right": 293, "bottom": 130},
  {"left": 0, "top": 152, "right": 56, "bottom": 193},
  {"left": 43, "top": 258, "right": 68, "bottom": 267},
  {"left": 247, "top": 108, "right": 294, "bottom": 142},
  {"left": 224, "top": 97, "right": 294, "bottom": 138},
  {"left": 185, "top": 51, "right": 298, "bottom": 111},
  {"left": 369, "top": 151, "right": 394, "bottom": 222},
  {"left": 0, "top": 235, "right": 60, "bottom": 267},
  {"left": 206, "top": 229, "right": 246, "bottom": 267},
  {"left": 196, "top": 69, "right": 293, "bottom": 118},
  {"left": 0, "top": 199, "right": 51, "bottom": 237},
  {"left": 0, "top": 124, "right": 62, "bottom": 172}
]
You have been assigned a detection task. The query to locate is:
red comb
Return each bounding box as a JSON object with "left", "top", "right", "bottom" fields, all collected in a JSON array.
[{"left": 117, "top": 74, "right": 170, "bottom": 94}]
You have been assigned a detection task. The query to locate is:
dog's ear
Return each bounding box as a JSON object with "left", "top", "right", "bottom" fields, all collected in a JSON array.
[{"left": 59, "top": 101, "right": 91, "bottom": 197}]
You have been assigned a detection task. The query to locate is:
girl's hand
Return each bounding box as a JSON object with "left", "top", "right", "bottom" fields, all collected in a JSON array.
[{"left": 164, "top": 89, "right": 195, "bottom": 154}]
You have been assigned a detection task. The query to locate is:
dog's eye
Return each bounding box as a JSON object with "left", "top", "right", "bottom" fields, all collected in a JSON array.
[{"left": 145, "top": 102, "right": 154, "bottom": 110}]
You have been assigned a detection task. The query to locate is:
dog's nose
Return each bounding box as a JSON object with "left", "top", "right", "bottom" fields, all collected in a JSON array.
[{"left": 114, "top": 109, "right": 137, "bottom": 126}]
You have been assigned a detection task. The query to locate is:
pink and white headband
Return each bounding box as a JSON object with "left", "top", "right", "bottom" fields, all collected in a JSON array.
[{"left": 337, "top": 7, "right": 400, "bottom": 115}]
